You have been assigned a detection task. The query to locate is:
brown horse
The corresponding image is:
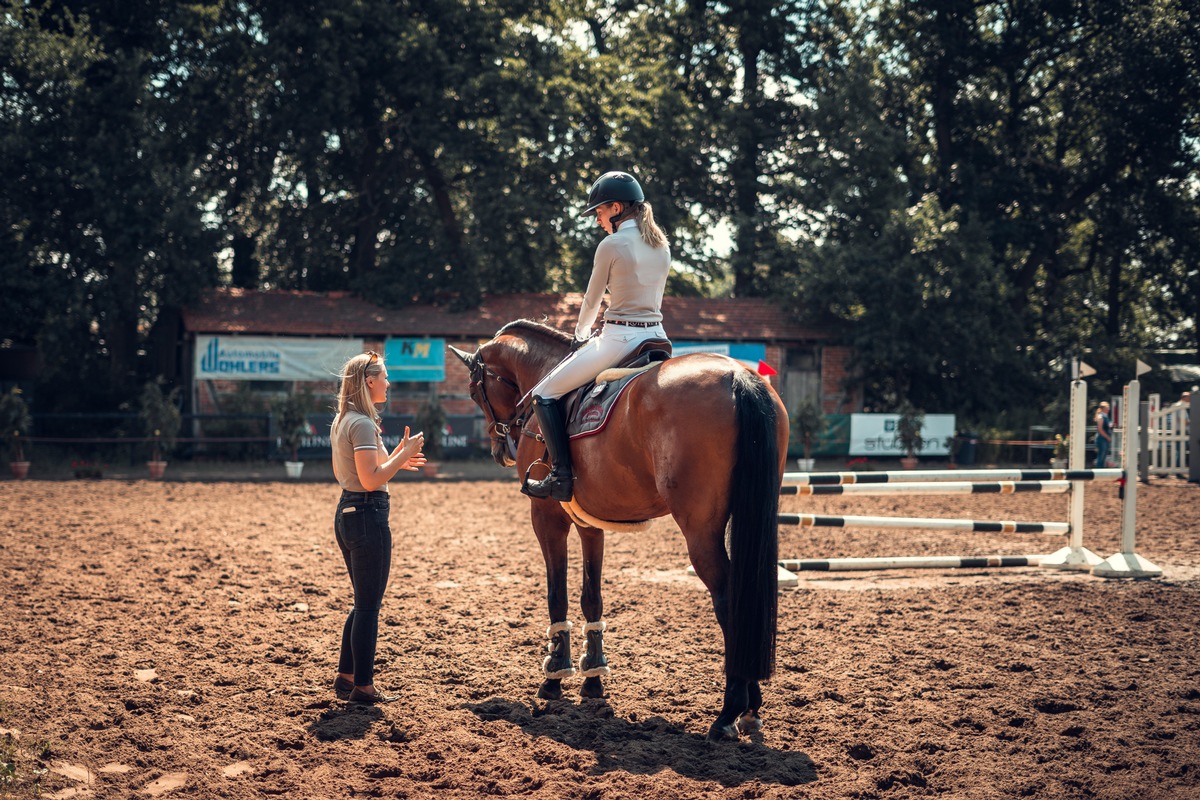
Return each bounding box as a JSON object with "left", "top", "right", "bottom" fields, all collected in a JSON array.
[{"left": 450, "top": 320, "right": 788, "bottom": 741}]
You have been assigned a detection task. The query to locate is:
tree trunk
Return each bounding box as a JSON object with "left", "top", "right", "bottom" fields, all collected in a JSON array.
[
  {"left": 730, "top": 28, "right": 761, "bottom": 297},
  {"left": 414, "top": 143, "right": 477, "bottom": 303},
  {"left": 348, "top": 124, "right": 383, "bottom": 283}
]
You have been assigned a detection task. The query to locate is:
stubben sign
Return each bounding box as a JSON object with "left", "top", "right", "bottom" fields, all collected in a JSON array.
[{"left": 195, "top": 335, "right": 364, "bottom": 382}]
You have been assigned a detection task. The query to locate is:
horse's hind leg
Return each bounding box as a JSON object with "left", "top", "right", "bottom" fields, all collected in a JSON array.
[
  {"left": 737, "top": 681, "right": 764, "bottom": 734},
  {"left": 684, "top": 531, "right": 753, "bottom": 741},
  {"left": 576, "top": 525, "right": 608, "bottom": 698},
  {"left": 533, "top": 507, "right": 575, "bottom": 700},
  {"left": 710, "top": 679, "right": 764, "bottom": 738}
]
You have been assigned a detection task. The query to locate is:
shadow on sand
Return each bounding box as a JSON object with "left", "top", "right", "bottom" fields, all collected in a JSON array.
[
  {"left": 307, "top": 703, "right": 384, "bottom": 741},
  {"left": 466, "top": 697, "right": 816, "bottom": 788}
]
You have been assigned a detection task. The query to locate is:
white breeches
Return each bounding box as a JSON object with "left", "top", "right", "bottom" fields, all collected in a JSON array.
[{"left": 531, "top": 322, "right": 667, "bottom": 400}]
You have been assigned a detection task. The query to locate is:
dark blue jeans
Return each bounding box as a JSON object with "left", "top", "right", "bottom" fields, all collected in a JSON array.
[
  {"left": 1095, "top": 436, "right": 1110, "bottom": 469},
  {"left": 334, "top": 490, "right": 392, "bottom": 686}
]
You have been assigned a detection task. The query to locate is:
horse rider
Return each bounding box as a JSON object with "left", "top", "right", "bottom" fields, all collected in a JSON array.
[{"left": 522, "top": 171, "right": 673, "bottom": 502}]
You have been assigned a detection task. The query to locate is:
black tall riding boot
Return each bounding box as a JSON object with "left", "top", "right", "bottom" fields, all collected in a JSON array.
[{"left": 522, "top": 397, "right": 574, "bottom": 501}]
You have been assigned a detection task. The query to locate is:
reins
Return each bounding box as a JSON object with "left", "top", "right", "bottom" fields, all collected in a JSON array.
[{"left": 467, "top": 355, "right": 537, "bottom": 451}]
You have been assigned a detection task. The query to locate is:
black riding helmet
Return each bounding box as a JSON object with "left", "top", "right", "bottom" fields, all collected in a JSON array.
[{"left": 582, "top": 171, "right": 645, "bottom": 216}]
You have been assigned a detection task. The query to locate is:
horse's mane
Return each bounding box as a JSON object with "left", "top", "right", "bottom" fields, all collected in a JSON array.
[{"left": 494, "top": 319, "right": 573, "bottom": 346}]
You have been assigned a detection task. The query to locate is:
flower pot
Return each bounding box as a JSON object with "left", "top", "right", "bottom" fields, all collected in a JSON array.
[
  {"left": 9, "top": 461, "right": 30, "bottom": 480},
  {"left": 900, "top": 456, "right": 919, "bottom": 470},
  {"left": 1050, "top": 458, "right": 1067, "bottom": 469},
  {"left": 147, "top": 460, "right": 168, "bottom": 480},
  {"left": 284, "top": 460, "right": 304, "bottom": 479},
  {"left": 424, "top": 462, "right": 439, "bottom": 478},
  {"left": 795, "top": 457, "right": 815, "bottom": 472}
]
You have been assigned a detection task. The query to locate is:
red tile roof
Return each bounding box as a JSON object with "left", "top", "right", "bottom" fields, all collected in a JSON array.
[{"left": 182, "top": 288, "right": 838, "bottom": 343}]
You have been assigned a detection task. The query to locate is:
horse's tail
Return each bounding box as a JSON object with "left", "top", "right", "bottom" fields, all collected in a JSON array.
[{"left": 726, "top": 369, "right": 780, "bottom": 682}]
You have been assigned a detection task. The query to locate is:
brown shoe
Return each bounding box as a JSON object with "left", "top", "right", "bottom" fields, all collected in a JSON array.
[
  {"left": 348, "top": 686, "right": 399, "bottom": 704},
  {"left": 333, "top": 676, "right": 354, "bottom": 700}
]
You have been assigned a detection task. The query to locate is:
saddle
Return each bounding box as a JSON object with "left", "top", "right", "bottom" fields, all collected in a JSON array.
[{"left": 563, "top": 338, "right": 672, "bottom": 439}]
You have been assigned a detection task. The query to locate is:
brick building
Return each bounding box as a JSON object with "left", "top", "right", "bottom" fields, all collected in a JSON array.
[{"left": 181, "top": 288, "right": 860, "bottom": 431}]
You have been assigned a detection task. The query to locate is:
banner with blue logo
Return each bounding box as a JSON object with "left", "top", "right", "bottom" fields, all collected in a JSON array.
[
  {"left": 384, "top": 338, "right": 446, "bottom": 382},
  {"left": 671, "top": 341, "right": 766, "bottom": 369},
  {"left": 194, "top": 335, "right": 364, "bottom": 381}
]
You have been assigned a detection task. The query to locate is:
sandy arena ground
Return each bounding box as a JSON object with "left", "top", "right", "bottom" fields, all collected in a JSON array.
[{"left": 1, "top": 475, "right": 1198, "bottom": 799}]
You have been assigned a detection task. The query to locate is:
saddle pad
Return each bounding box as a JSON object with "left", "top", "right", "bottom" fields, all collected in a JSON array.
[{"left": 566, "top": 368, "right": 655, "bottom": 440}]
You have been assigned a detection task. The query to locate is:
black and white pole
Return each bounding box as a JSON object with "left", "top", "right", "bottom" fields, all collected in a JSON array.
[
  {"left": 1094, "top": 361, "right": 1163, "bottom": 578},
  {"left": 1041, "top": 364, "right": 1103, "bottom": 570}
]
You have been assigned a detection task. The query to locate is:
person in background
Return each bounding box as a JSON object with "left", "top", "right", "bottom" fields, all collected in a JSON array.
[
  {"left": 329, "top": 351, "right": 425, "bottom": 703},
  {"left": 1094, "top": 400, "right": 1112, "bottom": 469},
  {"left": 522, "top": 170, "right": 671, "bottom": 502}
]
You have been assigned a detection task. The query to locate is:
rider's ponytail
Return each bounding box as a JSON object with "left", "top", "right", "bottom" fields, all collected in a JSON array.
[{"left": 636, "top": 202, "right": 669, "bottom": 249}]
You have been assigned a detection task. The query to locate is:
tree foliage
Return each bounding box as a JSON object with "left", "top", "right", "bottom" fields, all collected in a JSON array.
[
  {"left": 788, "top": 0, "right": 1200, "bottom": 416},
  {"left": 2, "top": 0, "right": 1196, "bottom": 419}
]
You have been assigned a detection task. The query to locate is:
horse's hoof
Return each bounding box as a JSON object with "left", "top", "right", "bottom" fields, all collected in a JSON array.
[
  {"left": 706, "top": 721, "right": 741, "bottom": 742},
  {"left": 537, "top": 680, "right": 563, "bottom": 701},
  {"left": 736, "top": 711, "right": 764, "bottom": 734},
  {"left": 580, "top": 676, "right": 605, "bottom": 699}
]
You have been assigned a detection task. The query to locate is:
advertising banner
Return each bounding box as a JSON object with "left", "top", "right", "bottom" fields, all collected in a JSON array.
[
  {"left": 848, "top": 413, "right": 956, "bottom": 456},
  {"left": 384, "top": 338, "right": 446, "bottom": 382},
  {"left": 195, "top": 335, "right": 364, "bottom": 382},
  {"left": 295, "top": 414, "right": 481, "bottom": 458},
  {"left": 671, "top": 341, "right": 766, "bottom": 369}
]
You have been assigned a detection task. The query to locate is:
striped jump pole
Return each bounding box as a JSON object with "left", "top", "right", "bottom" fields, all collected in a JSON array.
[
  {"left": 779, "top": 554, "right": 1045, "bottom": 572},
  {"left": 778, "top": 513, "right": 1070, "bottom": 535},
  {"left": 782, "top": 468, "right": 1123, "bottom": 486},
  {"left": 782, "top": 480, "right": 1075, "bottom": 497}
]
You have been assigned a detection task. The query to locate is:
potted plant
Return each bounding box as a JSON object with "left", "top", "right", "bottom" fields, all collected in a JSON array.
[
  {"left": 791, "top": 398, "right": 826, "bottom": 472},
  {"left": 1, "top": 387, "right": 32, "bottom": 479},
  {"left": 414, "top": 397, "right": 446, "bottom": 477},
  {"left": 896, "top": 401, "right": 925, "bottom": 469},
  {"left": 944, "top": 433, "right": 961, "bottom": 468},
  {"left": 139, "top": 379, "right": 181, "bottom": 480},
  {"left": 273, "top": 388, "right": 314, "bottom": 479},
  {"left": 1051, "top": 434, "right": 1069, "bottom": 468}
]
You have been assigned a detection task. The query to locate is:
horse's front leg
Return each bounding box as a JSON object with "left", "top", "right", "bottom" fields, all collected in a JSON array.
[
  {"left": 576, "top": 524, "right": 609, "bottom": 698},
  {"left": 533, "top": 504, "right": 574, "bottom": 700}
]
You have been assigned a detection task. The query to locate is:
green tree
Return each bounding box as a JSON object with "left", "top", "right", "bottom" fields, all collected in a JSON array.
[
  {"left": 1, "top": 2, "right": 218, "bottom": 410},
  {"left": 791, "top": 0, "right": 1200, "bottom": 416}
]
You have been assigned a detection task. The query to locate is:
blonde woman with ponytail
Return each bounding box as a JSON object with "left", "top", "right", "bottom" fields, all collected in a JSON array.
[
  {"left": 328, "top": 351, "right": 425, "bottom": 703},
  {"left": 523, "top": 170, "right": 672, "bottom": 501}
]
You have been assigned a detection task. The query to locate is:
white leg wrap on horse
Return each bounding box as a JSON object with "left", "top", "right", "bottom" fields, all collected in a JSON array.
[
  {"left": 543, "top": 620, "right": 576, "bottom": 679},
  {"left": 545, "top": 620, "right": 573, "bottom": 638},
  {"left": 579, "top": 619, "right": 611, "bottom": 678}
]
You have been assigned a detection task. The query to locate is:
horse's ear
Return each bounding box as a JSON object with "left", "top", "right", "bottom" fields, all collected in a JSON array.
[{"left": 447, "top": 345, "right": 475, "bottom": 367}]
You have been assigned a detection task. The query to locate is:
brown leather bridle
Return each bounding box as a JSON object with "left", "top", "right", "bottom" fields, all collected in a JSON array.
[{"left": 465, "top": 352, "right": 533, "bottom": 462}]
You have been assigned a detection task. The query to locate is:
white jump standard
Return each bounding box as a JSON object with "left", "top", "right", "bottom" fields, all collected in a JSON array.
[{"left": 1093, "top": 369, "right": 1162, "bottom": 578}]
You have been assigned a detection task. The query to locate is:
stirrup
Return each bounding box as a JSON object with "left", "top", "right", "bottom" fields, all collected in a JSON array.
[{"left": 521, "top": 464, "right": 573, "bottom": 501}]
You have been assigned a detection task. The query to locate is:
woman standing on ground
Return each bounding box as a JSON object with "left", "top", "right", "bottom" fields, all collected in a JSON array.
[
  {"left": 329, "top": 350, "right": 425, "bottom": 703},
  {"left": 522, "top": 170, "right": 672, "bottom": 502}
]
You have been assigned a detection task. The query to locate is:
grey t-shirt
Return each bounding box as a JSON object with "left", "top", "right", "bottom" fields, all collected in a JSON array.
[{"left": 331, "top": 408, "right": 387, "bottom": 493}]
